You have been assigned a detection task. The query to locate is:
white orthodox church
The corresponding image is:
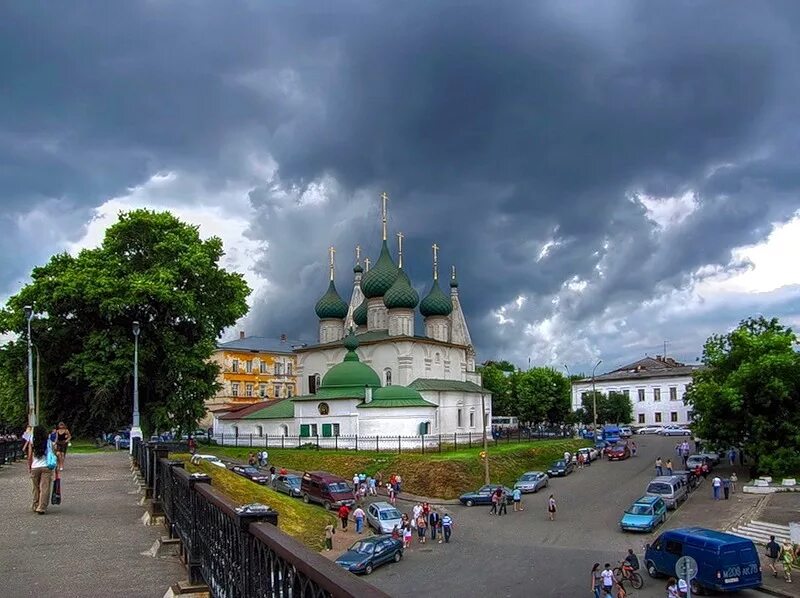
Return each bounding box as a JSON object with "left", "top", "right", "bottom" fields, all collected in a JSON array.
[{"left": 213, "top": 194, "right": 491, "bottom": 442}]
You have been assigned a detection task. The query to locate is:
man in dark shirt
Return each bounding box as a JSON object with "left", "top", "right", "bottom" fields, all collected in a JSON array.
[
  {"left": 624, "top": 548, "right": 640, "bottom": 571},
  {"left": 765, "top": 535, "right": 781, "bottom": 578}
]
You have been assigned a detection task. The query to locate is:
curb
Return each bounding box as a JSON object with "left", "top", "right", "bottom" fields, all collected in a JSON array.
[{"left": 756, "top": 584, "right": 797, "bottom": 598}]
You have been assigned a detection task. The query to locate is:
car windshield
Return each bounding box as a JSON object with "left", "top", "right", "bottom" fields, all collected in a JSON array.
[
  {"left": 553, "top": 460, "right": 565, "bottom": 467},
  {"left": 243, "top": 467, "right": 260, "bottom": 474},
  {"left": 628, "top": 505, "right": 654, "bottom": 515},
  {"left": 520, "top": 473, "right": 540, "bottom": 481},
  {"left": 204, "top": 456, "right": 221, "bottom": 463},
  {"left": 327, "top": 482, "right": 351, "bottom": 493},
  {"left": 647, "top": 482, "right": 672, "bottom": 494},
  {"left": 379, "top": 509, "right": 402, "bottom": 520},
  {"left": 285, "top": 477, "right": 300, "bottom": 487},
  {"left": 349, "top": 541, "right": 375, "bottom": 555}
]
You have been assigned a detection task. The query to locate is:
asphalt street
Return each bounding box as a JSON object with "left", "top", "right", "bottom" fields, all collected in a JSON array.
[{"left": 366, "top": 434, "right": 764, "bottom": 598}]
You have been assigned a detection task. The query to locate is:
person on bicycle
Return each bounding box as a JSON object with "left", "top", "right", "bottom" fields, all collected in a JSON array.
[{"left": 623, "top": 549, "right": 640, "bottom": 574}]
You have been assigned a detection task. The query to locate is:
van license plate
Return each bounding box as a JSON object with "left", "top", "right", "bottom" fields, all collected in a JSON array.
[{"left": 724, "top": 577, "right": 739, "bottom": 583}]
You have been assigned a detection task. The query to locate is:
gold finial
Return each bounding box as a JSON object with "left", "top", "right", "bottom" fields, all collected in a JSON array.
[
  {"left": 432, "top": 243, "right": 440, "bottom": 281},
  {"left": 451, "top": 265, "right": 456, "bottom": 279},
  {"left": 328, "top": 246, "right": 335, "bottom": 281},
  {"left": 355, "top": 244, "right": 361, "bottom": 265},
  {"left": 397, "top": 232, "right": 404, "bottom": 269},
  {"left": 364, "top": 257, "right": 371, "bottom": 272},
  {"left": 381, "top": 191, "right": 389, "bottom": 241}
]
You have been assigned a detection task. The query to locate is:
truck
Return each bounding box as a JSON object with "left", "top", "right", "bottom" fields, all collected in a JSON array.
[{"left": 601, "top": 425, "right": 621, "bottom": 443}]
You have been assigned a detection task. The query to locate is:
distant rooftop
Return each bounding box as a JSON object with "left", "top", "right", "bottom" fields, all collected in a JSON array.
[
  {"left": 216, "top": 331, "right": 308, "bottom": 354},
  {"left": 577, "top": 356, "right": 701, "bottom": 383}
]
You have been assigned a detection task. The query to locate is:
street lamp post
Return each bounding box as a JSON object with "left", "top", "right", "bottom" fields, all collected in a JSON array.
[
  {"left": 24, "top": 306, "right": 36, "bottom": 427},
  {"left": 592, "top": 360, "right": 602, "bottom": 437},
  {"left": 130, "top": 321, "right": 143, "bottom": 453},
  {"left": 481, "top": 393, "right": 490, "bottom": 484}
]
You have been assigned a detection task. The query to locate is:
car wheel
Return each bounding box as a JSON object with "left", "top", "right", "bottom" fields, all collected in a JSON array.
[
  {"left": 365, "top": 564, "right": 373, "bottom": 575},
  {"left": 690, "top": 579, "right": 704, "bottom": 595},
  {"left": 302, "top": 494, "right": 310, "bottom": 504},
  {"left": 465, "top": 499, "right": 474, "bottom": 507},
  {"left": 323, "top": 501, "right": 331, "bottom": 511},
  {"left": 393, "top": 551, "right": 402, "bottom": 563},
  {"left": 646, "top": 561, "right": 660, "bottom": 578}
]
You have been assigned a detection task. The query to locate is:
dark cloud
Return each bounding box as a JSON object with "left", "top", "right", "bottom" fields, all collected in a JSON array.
[{"left": 2, "top": 2, "right": 800, "bottom": 370}]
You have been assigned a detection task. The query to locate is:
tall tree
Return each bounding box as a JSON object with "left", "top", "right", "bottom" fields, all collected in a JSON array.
[
  {"left": 511, "top": 367, "right": 571, "bottom": 425},
  {"left": 478, "top": 361, "right": 514, "bottom": 415},
  {"left": 0, "top": 210, "right": 250, "bottom": 435},
  {"left": 685, "top": 316, "right": 800, "bottom": 476},
  {"left": 604, "top": 391, "right": 634, "bottom": 424}
]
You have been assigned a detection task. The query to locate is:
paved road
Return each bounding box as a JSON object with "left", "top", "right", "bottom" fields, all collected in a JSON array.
[{"left": 367, "top": 435, "right": 763, "bottom": 598}]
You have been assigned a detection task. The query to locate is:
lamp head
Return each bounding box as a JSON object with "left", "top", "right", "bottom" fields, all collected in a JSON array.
[
  {"left": 23, "top": 305, "right": 32, "bottom": 319},
  {"left": 132, "top": 321, "right": 140, "bottom": 336}
]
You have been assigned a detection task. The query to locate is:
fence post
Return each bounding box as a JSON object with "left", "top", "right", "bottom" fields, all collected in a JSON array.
[
  {"left": 438, "top": 433, "right": 442, "bottom": 453},
  {"left": 421, "top": 434, "right": 425, "bottom": 454},
  {"left": 298, "top": 435, "right": 301, "bottom": 448},
  {"left": 151, "top": 445, "right": 170, "bottom": 514},
  {"left": 187, "top": 473, "right": 212, "bottom": 584},
  {"left": 468, "top": 432, "right": 472, "bottom": 449},
  {"left": 236, "top": 506, "right": 279, "bottom": 595},
  {"left": 398, "top": 435, "right": 401, "bottom": 454},
  {"left": 315, "top": 434, "right": 319, "bottom": 450},
  {"left": 221, "top": 432, "right": 224, "bottom": 446},
  {"left": 250, "top": 433, "right": 253, "bottom": 447},
  {"left": 281, "top": 435, "right": 284, "bottom": 449},
  {"left": 454, "top": 432, "right": 457, "bottom": 451},
  {"left": 376, "top": 436, "right": 379, "bottom": 453},
  {"left": 335, "top": 435, "right": 338, "bottom": 450},
  {"left": 355, "top": 435, "right": 358, "bottom": 452}
]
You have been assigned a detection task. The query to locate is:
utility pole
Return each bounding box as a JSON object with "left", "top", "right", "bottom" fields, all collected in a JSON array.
[
  {"left": 24, "top": 306, "right": 36, "bottom": 427},
  {"left": 35, "top": 346, "right": 40, "bottom": 422},
  {"left": 481, "top": 393, "right": 490, "bottom": 484},
  {"left": 130, "top": 321, "right": 143, "bottom": 453},
  {"left": 592, "top": 360, "right": 602, "bottom": 437}
]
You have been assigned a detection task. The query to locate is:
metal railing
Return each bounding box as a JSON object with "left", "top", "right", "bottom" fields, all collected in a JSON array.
[
  {"left": 133, "top": 442, "right": 388, "bottom": 598},
  {"left": 0, "top": 439, "right": 24, "bottom": 466}
]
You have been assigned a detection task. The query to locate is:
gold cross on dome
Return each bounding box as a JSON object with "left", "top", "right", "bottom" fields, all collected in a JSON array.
[
  {"left": 355, "top": 244, "right": 361, "bottom": 263},
  {"left": 381, "top": 192, "right": 389, "bottom": 241},
  {"left": 364, "top": 257, "right": 371, "bottom": 272},
  {"left": 328, "top": 246, "right": 335, "bottom": 281},
  {"left": 432, "top": 243, "right": 440, "bottom": 280},
  {"left": 397, "top": 232, "right": 404, "bottom": 269}
]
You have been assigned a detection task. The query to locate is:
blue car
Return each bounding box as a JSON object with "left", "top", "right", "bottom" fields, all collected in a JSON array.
[
  {"left": 335, "top": 535, "right": 403, "bottom": 575},
  {"left": 620, "top": 496, "right": 667, "bottom": 532},
  {"left": 459, "top": 485, "right": 514, "bottom": 506}
]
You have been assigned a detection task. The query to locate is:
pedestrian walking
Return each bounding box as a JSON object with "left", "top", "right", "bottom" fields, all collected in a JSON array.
[
  {"left": 780, "top": 540, "right": 794, "bottom": 582},
  {"left": 512, "top": 487, "right": 523, "bottom": 512},
  {"left": 337, "top": 504, "right": 350, "bottom": 531},
  {"left": 730, "top": 472, "right": 738, "bottom": 493},
  {"left": 766, "top": 535, "right": 781, "bottom": 578},
  {"left": 666, "top": 577, "right": 679, "bottom": 598},
  {"left": 396, "top": 474, "right": 403, "bottom": 493},
  {"left": 498, "top": 488, "right": 508, "bottom": 516},
  {"left": 728, "top": 448, "right": 736, "bottom": 466},
  {"left": 416, "top": 513, "right": 427, "bottom": 543},
  {"left": 429, "top": 509, "right": 440, "bottom": 542},
  {"left": 54, "top": 422, "right": 71, "bottom": 471},
  {"left": 547, "top": 494, "right": 557, "bottom": 521},
  {"left": 324, "top": 522, "right": 335, "bottom": 551},
  {"left": 352, "top": 473, "right": 360, "bottom": 492},
  {"left": 590, "top": 563, "right": 603, "bottom": 598},
  {"left": 411, "top": 503, "right": 422, "bottom": 529},
  {"left": 269, "top": 465, "right": 276, "bottom": 485},
  {"left": 600, "top": 564, "right": 615, "bottom": 597},
  {"left": 403, "top": 522, "right": 413, "bottom": 548},
  {"left": 187, "top": 435, "right": 197, "bottom": 455},
  {"left": 388, "top": 483, "right": 396, "bottom": 505},
  {"left": 630, "top": 441, "right": 637, "bottom": 457},
  {"left": 666, "top": 459, "right": 673, "bottom": 475},
  {"left": 712, "top": 476, "right": 722, "bottom": 500},
  {"left": 26, "top": 425, "right": 54, "bottom": 514},
  {"left": 489, "top": 488, "right": 499, "bottom": 515},
  {"left": 655, "top": 457, "right": 663, "bottom": 476},
  {"left": 353, "top": 505, "right": 365, "bottom": 534},
  {"left": 441, "top": 513, "right": 453, "bottom": 543},
  {"left": 723, "top": 478, "right": 730, "bottom": 500},
  {"left": 368, "top": 476, "right": 376, "bottom": 496}
]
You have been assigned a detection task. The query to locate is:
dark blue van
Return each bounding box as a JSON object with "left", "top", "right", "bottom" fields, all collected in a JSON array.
[
  {"left": 602, "top": 425, "right": 621, "bottom": 443},
  {"left": 644, "top": 528, "right": 761, "bottom": 593}
]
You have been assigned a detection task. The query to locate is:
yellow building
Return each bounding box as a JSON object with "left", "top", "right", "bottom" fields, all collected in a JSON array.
[{"left": 205, "top": 332, "right": 301, "bottom": 422}]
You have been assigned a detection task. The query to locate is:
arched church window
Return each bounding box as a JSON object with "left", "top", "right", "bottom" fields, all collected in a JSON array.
[
  {"left": 384, "top": 369, "right": 392, "bottom": 386},
  {"left": 314, "top": 373, "right": 321, "bottom": 390},
  {"left": 255, "top": 425, "right": 263, "bottom": 437},
  {"left": 435, "top": 352, "right": 441, "bottom": 364},
  {"left": 318, "top": 402, "right": 330, "bottom": 415},
  {"left": 280, "top": 424, "right": 289, "bottom": 437}
]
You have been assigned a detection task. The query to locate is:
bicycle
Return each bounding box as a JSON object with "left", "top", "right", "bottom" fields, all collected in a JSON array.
[{"left": 613, "top": 562, "right": 644, "bottom": 589}]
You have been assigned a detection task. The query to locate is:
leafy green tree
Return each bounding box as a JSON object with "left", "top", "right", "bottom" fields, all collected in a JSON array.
[
  {"left": 685, "top": 316, "right": 800, "bottom": 476},
  {"left": 580, "top": 390, "right": 605, "bottom": 425},
  {"left": 0, "top": 210, "right": 250, "bottom": 435},
  {"left": 604, "top": 391, "right": 633, "bottom": 424},
  {"left": 478, "top": 361, "right": 514, "bottom": 415},
  {"left": 511, "top": 367, "right": 571, "bottom": 425}
]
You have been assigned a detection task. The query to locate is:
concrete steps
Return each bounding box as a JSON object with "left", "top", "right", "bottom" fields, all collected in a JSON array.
[{"left": 730, "top": 520, "right": 791, "bottom": 545}]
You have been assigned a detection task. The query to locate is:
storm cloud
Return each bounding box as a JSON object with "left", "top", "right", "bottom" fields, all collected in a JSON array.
[{"left": 2, "top": 1, "right": 800, "bottom": 371}]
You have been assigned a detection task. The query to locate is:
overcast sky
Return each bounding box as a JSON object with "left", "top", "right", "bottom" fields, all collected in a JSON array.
[{"left": 2, "top": 2, "right": 800, "bottom": 374}]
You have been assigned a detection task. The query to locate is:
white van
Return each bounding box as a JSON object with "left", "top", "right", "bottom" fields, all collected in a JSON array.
[{"left": 645, "top": 475, "right": 688, "bottom": 510}]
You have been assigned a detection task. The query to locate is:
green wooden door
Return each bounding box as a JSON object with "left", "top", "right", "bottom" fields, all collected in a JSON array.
[
  {"left": 321, "top": 423, "right": 333, "bottom": 438},
  {"left": 299, "top": 424, "right": 310, "bottom": 438}
]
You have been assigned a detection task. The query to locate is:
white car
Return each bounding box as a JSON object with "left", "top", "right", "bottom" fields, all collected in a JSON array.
[
  {"left": 577, "top": 447, "right": 600, "bottom": 462},
  {"left": 192, "top": 454, "right": 226, "bottom": 468},
  {"left": 637, "top": 426, "right": 664, "bottom": 435},
  {"left": 659, "top": 426, "right": 691, "bottom": 436}
]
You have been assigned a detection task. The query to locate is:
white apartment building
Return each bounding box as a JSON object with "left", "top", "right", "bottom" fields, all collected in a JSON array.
[{"left": 571, "top": 356, "right": 701, "bottom": 426}]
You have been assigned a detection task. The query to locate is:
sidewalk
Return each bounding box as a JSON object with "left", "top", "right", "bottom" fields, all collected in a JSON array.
[{"left": 0, "top": 451, "right": 183, "bottom": 597}]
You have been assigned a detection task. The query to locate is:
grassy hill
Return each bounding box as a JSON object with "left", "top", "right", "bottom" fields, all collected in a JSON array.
[{"left": 202, "top": 438, "right": 589, "bottom": 499}]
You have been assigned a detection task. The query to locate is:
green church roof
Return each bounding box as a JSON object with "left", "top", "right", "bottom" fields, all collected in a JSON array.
[
  {"left": 315, "top": 280, "right": 348, "bottom": 320},
  {"left": 353, "top": 298, "right": 368, "bottom": 326},
  {"left": 359, "top": 385, "right": 436, "bottom": 408},
  {"left": 419, "top": 279, "right": 453, "bottom": 317},
  {"left": 360, "top": 240, "right": 399, "bottom": 298},
  {"left": 383, "top": 269, "right": 419, "bottom": 309}
]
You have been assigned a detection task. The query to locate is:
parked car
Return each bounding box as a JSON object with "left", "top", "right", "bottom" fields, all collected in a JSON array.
[
  {"left": 594, "top": 440, "right": 612, "bottom": 453},
  {"left": 366, "top": 501, "right": 404, "bottom": 534},
  {"left": 272, "top": 474, "right": 302, "bottom": 497},
  {"left": 301, "top": 471, "right": 356, "bottom": 510},
  {"left": 620, "top": 496, "right": 667, "bottom": 532},
  {"left": 619, "top": 427, "right": 633, "bottom": 438},
  {"left": 698, "top": 451, "right": 722, "bottom": 465},
  {"left": 637, "top": 426, "right": 664, "bottom": 435},
  {"left": 577, "top": 447, "right": 599, "bottom": 463},
  {"left": 645, "top": 475, "right": 688, "bottom": 510},
  {"left": 513, "top": 471, "right": 549, "bottom": 493},
  {"left": 671, "top": 469, "right": 700, "bottom": 491},
  {"left": 659, "top": 425, "right": 691, "bottom": 436},
  {"left": 335, "top": 535, "right": 403, "bottom": 575},
  {"left": 607, "top": 444, "right": 632, "bottom": 461},
  {"left": 546, "top": 459, "right": 575, "bottom": 477},
  {"left": 459, "top": 485, "right": 514, "bottom": 507},
  {"left": 229, "top": 465, "right": 270, "bottom": 484},
  {"left": 686, "top": 455, "right": 712, "bottom": 471},
  {"left": 645, "top": 528, "right": 762, "bottom": 594},
  {"left": 194, "top": 454, "right": 226, "bottom": 468}
]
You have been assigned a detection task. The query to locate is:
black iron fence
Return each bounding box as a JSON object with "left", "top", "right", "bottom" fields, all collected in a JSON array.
[
  {"left": 132, "top": 442, "right": 387, "bottom": 598},
  {"left": 209, "top": 427, "right": 575, "bottom": 453},
  {"left": 0, "top": 439, "right": 24, "bottom": 466}
]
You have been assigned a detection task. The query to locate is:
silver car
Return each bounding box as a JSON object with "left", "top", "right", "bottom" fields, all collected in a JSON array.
[
  {"left": 366, "top": 501, "right": 404, "bottom": 534},
  {"left": 272, "top": 474, "right": 302, "bottom": 498},
  {"left": 513, "top": 471, "right": 549, "bottom": 493}
]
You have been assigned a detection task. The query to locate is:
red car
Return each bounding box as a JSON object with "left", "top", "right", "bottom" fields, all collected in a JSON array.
[{"left": 607, "top": 444, "right": 632, "bottom": 461}]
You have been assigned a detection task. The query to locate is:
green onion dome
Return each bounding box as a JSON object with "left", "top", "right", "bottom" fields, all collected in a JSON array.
[
  {"left": 314, "top": 280, "right": 348, "bottom": 319},
  {"left": 383, "top": 269, "right": 419, "bottom": 309},
  {"left": 320, "top": 333, "right": 381, "bottom": 389},
  {"left": 419, "top": 279, "right": 453, "bottom": 317},
  {"left": 343, "top": 328, "right": 359, "bottom": 351},
  {"left": 353, "top": 298, "right": 368, "bottom": 326},
  {"left": 360, "top": 240, "right": 399, "bottom": 298}
]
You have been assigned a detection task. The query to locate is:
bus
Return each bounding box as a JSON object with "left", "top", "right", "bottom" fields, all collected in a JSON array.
[{"left": 491, "top": 416, "right": 519, "bottom": 431}]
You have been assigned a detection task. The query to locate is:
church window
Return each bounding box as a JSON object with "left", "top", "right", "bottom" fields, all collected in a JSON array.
[
  {"left": 314, "top": 374, "right": 321, "bottom": 391},
  {"left": 232, "top": 425, "right": 239, "bottom": 437},
  {"left": 457, "top": 408, "right": 463, "bottom": 428},
  {"left": 231, "top": 360, "right": 239, "bottom": 373},
  {"left": 318, "top": 402, "right": 330, "bottom": 415},
  {"left": 435, "top": 352, "right": 441, "bottom": 364},
  {"left": 419, "top": 421, "right": 431, "bottom": 435},
  {"left": 469, "top": 410, "right": 475, "bottom": 428},
  {"left": 255, "top": 425, "right": 263, "bottom": 437},
  {"left": 384, "top": 368, "right": 392, "bottom": 386},
  {"left": 332, "top": 423, "right": 340, "bottom": 436},
  {"left": 280, "top": 424, "right": 289, "bottom": 437}
]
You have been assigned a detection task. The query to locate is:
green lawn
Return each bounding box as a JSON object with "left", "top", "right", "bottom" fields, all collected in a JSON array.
[
  {"left": 67, "top": 439, "right": 106, "bottom": 453},
  {"left": 201, "top": 438, "right": 590, "bottom": 499}
]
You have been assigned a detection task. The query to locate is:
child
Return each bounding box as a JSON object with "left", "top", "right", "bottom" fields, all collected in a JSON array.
[{"left": 403, "top": 523, "right": 413, "bottom": 549}]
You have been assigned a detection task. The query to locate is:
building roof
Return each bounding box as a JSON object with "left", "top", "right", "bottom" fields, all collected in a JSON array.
[
  {"left": 383, "top": 268, "right": 419, "bottom": 309},
  {"left": 577, "top": 356, "right": 701, "bottom": 383},
  {"left": 216, "top": 336, "right": 305, "bottom": 354},
  {"left": 420, "top": 278, "right": 453, "bottom": 317},
  {"left": 314, "top": 279, "right": 349, "bottom": 320},
  {"left": 361, "top": 240, "right": 399, "bottom": 298},
  {"left": 218, "top": 398, "right": 294, "bottom": 420},
  {"left": 358, "top": 385, "right": 437, "bottom": 409},
  {"left": 293, "top": 329, "right": 468, "bottom": 352},
  {"left": 408, "top": 378, "right": 491, "bottom": 394}
]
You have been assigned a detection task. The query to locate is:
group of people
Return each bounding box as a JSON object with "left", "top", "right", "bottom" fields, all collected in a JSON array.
[
  {"left": 351, "top": 471, "right": 381, "bottom": 499},
  {"left": 766, "top": 534, "right": 800, "bottom": 583},
  {"left": 391, "top": 502, "right": 454, "bottom": 546},
  {"left": 21, "top": 422, "right": 71, "bottom": 514},
  {"left": 246, "top": 450, "right": 269, "bottom": 468}
]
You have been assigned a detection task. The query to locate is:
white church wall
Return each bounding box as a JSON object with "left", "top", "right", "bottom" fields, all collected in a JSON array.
[
  {"left": 358, "top": 406, "right": 437, "bottom": 436},
  {"left": 419, "top": 390, "right": 491, "bottom": 435}
]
